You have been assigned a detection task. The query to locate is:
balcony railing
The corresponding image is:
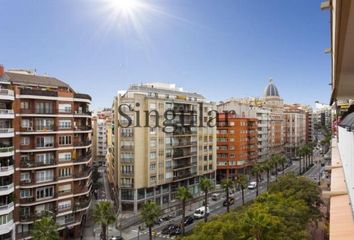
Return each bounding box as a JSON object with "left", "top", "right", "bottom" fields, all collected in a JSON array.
[
  {"left": 0, "top": 183, "right": 14, "bottom": 191},
  {"left": 0, "top": 128, "right": 14, "bottom": 134},
  {"left": 0, "top": 89, "right": 14, "bottom": 96},
  {"left": 74, "top": 93, "right": 92, "bottom": 100},
  {"left": 0, "top": 202, "right": 14, "bottom": 211},
  {"left": 20, "top": 88, "right": 58, "bottom": 97},
  {"left": 0, "top": 146, "right": 14, "bottom": 153},
  {"left": 74, "top": 168, "right": 92, "bottom": 178},
  {"left": 0, "top": 164, "right": 14, "bottom": 172},
  {"left": 74, "top": 126, "right": 92, "bottom": 131},
  {"left": 20, "top": 159, "right": 55, "bottom": 168},
  {"left": 76, "top": 154, "right": 92, "bottom": 163},
  {"left": 74, "top": 140, "right": 92, "bottom": 147},
  {"left": 74, "top": 110, "right": 91, "bottom": 115},
  {"left": 0, "top": 109, "right": 14, "bottom": 115}
]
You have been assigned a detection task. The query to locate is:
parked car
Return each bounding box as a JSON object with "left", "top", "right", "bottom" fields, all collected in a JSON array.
[
  {"left": 211, "top": 193, "right": 221, "bottom": 201},
  {"left": 109, "top": 236, "right": 124, "bottom": 240},
  {"left": 169, "top": 225, "right": 182, "bottom": 236},
  {"left": 194, "top": 206, "right": 210, "bottom": 219},
  {"left": 223, "top": 197, "right": 235, "bottom": 206},
  {"left": 248, "top": 181, "right": 257, "bottom": 190},
  {"left": 161, "top": 224, "right": 176, "bottom": 235},
  {"left": 183, "top": 216, "right": 194, "bottom": 226}
]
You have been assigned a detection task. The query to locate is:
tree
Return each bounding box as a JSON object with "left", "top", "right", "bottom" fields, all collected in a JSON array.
[
  {"left": 221, "top": 178, "right": 234, "bottom": 213},
  {"left": 252, "top": 163, "right": 263, "bottom": 196},
  {"left": 176, "top": 186, "right": 193, "bottom": 234},
  {"left": 261, "top": 160, "right": 272, "bottom": 190},
  {"left": 235, "top": 174, "right": 248, "bottom": 205},
  {"left": 278, "top": 155, "right": 287, "bottom": 175},
  {"left": 298, "top": 148, "right": 305, "bottom": 175},
  {"left": 141, "top": 201, "right": 161, "bottom": 240},
  {"left": 199, "top": 177, "right": 213, "bottom": 222},
  {"left": 31, "top": 216, "right": 59, "bottom": 240},
  {"left": 270, "top": 155, "right": 281, "bottom": 181},
  {"left": 92, "top": 201, "right": 117, "bottom": 240}
]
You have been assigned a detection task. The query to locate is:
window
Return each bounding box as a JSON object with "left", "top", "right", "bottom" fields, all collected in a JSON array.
[
  {"left": 59, "top": 136, "right": 72, "bottom": 145},
  {"left": 21, "top": 101, "right": 29, "bottom": 110},
  {"left": 58, "top": 152, "right": 71, "bottom": 162},
  {"left": 150, "top": 163, "right": 156, "bottom": 171},
  {"left": 36, "top": 136, "right": 54, "bottom": 148},
  {"left": 35, "top": 102, "right": 53, "bottom": 114},
  {"left": 150, "top": 151, "right": 156, "bottom": 160},
  {"left": 36, "top": 170, "right": 54, "bottom": 183},
  {"left": 0, "top": 213, "right": 13, "bottom": 225},
  {"left": 21, "top": 119, "right": 31, "bottom": 129},
  {"left": 20, "top": 172, "right": 30, "bottom": 182},
  {"left": 58, "top": 200, "right": 71, "bottom": 211},
  {"left": 59, "top": 168, "right": 72, "bottom": 178},
  {"left": 35, "top": 153, "right": 54, "bottom": 165},
  {"left": 58, "top": 104, "right": 72, "bottom": 113},
  {"left": 150, "top": 139, "right": 157, "bottom": 148},
  {"left": 59, "top": 120, "right": 71, "bottom": 129},
  {"left": 21, "top": 137, "right": 30, "bottom": 146},
  {"left": 20, "top": 190, "right": 32, "bottom": 199},
  {"left": 35, "top": 119, "right": 54, "bottom": 131},
  {"left": 36, "top": 186, "right": 54, "bottom": 200}
]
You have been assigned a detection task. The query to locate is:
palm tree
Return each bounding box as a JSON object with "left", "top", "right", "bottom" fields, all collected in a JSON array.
[
  {"left": 221, "top": 178, "right": 234, "bottom": 212},
  {"left": 199, "top": 177, "right": 213, "bottom": 222},
  {"left": 92, "top": 201, "right": 117, "bottom": 240},
  {"left": 252, "top": 164, "right": 263, "bottom": 196},
  {"left": 270, "top": 155, "right": 280, "bottom": 181},
  {"left": 278, "top": 155, "right": 287, "bottom": 175},
  {"left": 261, "top": 160, "right": 272, "bottom": 190},
  {"left": 298, "top": 148, "right": 304, "bottom": 175},
  {"left": 141, "top": 201, "right": 161, "bottom": 240},
  {"left": 176, "top": 186, "right": 192, "bottom": 234},
  {"left": 235, "top": 174, "right": 248, "bottom": 205},
  {"left": 31, "top": 216, "right": 59, "bottom": 240}
]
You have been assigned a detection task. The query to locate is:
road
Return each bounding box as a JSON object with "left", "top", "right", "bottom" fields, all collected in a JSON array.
[{"left": 124, "top": 160, "right": 324, "bottom": 240}]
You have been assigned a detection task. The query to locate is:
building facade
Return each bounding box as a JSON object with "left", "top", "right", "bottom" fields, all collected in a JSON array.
[
  {"left": 216, "top": 113, "right": 257, "bottom": 181},
  {"left": 112, "top": 83, "right": 216, "bottom": 213},
  {"left": 0, "top": 65, "right": 92, "bottom": 239}
]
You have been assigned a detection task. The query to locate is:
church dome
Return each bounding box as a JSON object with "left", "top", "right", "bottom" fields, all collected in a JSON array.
[{"left": 264, "top": 79, "right": 280, "bottom": 97}]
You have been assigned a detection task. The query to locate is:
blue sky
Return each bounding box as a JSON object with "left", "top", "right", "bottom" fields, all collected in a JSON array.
[{"left": 0, "top": 0, "right": 331, "bottom": 109}]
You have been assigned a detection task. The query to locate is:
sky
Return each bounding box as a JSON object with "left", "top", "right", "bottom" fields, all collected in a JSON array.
[{"left": 0, "top": 0, "right": 331, "bottom": 109}]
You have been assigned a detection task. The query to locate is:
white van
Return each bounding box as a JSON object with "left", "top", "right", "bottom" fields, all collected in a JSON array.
[
  {"left": 193, "top": 206, "right": 210, "bottom": 219},
  {"left": 248, "top": 181, "right": 257, "bottom": 190}
]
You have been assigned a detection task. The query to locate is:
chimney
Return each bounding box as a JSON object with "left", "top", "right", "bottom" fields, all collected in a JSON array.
[{"left": 0, "top": 65, "right": 4, "bottom": 76}]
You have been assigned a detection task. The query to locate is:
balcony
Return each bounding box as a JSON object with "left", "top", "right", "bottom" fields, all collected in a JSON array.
[
  {"left": 0, "top": 89, "right": 14, "bottom": 101},
  {"left": 0, "top": 164, "right": 14, "bottom": 177},
  {"left": 0, "top": 109, "right": 14, "bottom": 119},
  {"left": 74, "top": 110, "right": 91, "bottom": 116},
  {"left": 20, "top": 88, "right": 58, "bottom": 97},
  {"left": 20, "top": 158, "right": 55, "bottom": 169},
  {"left": 0, "top": 146, "right": 14, "bottom": 157},
  {"left": 0, "top": 183, "right": 14, "bottom": 195},
  {"left": 0, "top": 128, "right": 14, "bottom": 138},
  {"left": 0, "top": 202, "right": 14, "bottom": 215},
  {"left": 173, "top": 171, "right": 192, "bottom": 181},
  {"left": 74, "top": 168, "right": 92, "bottom": 179},
  {"left": 75, "top": 154, "right": 92, "bottom": 164},
  {"left": 74, "top": 125, "right": 92, "bottom": 131},
  {"left": 74, "top": 140, "right": 91, "bottom": 147},
  {"left": 74, "top": 93, "right": 92, "bottom": 101}
]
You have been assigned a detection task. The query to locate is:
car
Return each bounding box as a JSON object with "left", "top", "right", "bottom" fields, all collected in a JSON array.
[
  {"left": 169, "top": 225, "right": 182, "bottom": 236},
  {"left": 109, "top": 236, "right": 124, "bottom": 240},
  {"left": 184, "top": 216, "right": 194, "bottom": 226},
  {"left": 248, "top": 181, "right": 257, "bottom": 190},
  {"left": 194, "top": 206, "right": 210, "bottom": 219},
  {"left": 223, "top": 197, "right": 235, "bottom": 206},
  {"left": 161, "top": 224, "right": 176, "bottom": 235},
  {"left": 211, "top": 193, "right": 221, "bottom": 201}
]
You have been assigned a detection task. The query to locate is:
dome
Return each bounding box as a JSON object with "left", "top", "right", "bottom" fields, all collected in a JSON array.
[{"left": 264, "top": 79, "right": 280, "bottom": 97}]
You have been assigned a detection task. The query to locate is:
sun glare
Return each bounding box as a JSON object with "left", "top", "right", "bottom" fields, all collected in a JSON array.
[{"left": 110, "top": 0, "right": 140, "bottom": 13}]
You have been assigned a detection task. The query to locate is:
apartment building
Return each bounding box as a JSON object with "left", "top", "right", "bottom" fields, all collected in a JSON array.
[
  {"left": 322, "top": 0, "right": 354, "bottom": 238},
  {"left": 217, "top": 100, "right": 271, "bottom": 163},
  {"left": 112, "top": 83, "right": 216, "bottom": 212},
  {"left": 263, "top": 80, "right": 285, "bottom": 156},
  {"left": 0, "top": 65, "right": 92, "bottom": 239},
  {"left": 0, "top": 66, "right": 15, "bottom": 240},
  {"left": 283, "top": 104, "right": 307, "bottom": 158},
  {"left": 216, "top": 113, "right": 257, "bottom": 181},
  {"left": 92, "top": 109, "right": 112, "bottom": 165}
]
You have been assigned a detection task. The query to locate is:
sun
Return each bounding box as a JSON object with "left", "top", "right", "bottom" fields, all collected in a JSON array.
[{"left": 110, "top": 0, "right": 140, "bottom": 13}]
